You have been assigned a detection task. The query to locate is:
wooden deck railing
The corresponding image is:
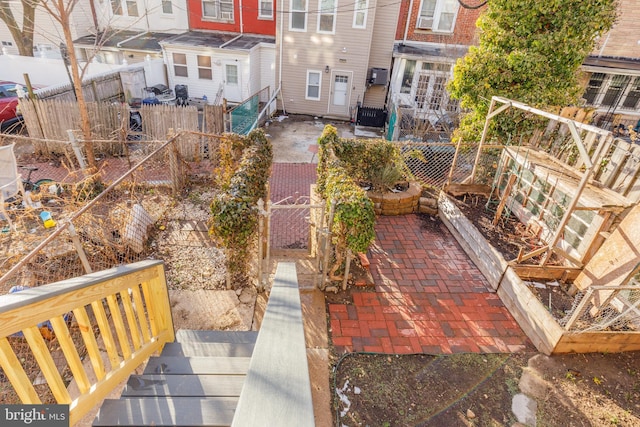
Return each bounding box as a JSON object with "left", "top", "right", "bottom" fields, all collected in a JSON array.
[{"left": 0, "top": 260, "right": 174, "bottom": 425}]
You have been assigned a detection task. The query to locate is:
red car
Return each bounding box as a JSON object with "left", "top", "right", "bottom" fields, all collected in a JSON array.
[{"left": 0, "top": 81, "right": 24, "bottom": 131}]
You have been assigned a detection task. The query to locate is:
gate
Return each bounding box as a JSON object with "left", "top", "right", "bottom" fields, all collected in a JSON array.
[
  {"left": 257, "top": 196, "right": 329, "bottom": 290},
  {"left": 356, "top": 106, "right": 387, "bottom": 128}
]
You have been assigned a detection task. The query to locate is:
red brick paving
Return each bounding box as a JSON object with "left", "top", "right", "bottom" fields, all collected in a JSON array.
[{"left": 328, "top": 215, "right": 533, "bottom": 355}]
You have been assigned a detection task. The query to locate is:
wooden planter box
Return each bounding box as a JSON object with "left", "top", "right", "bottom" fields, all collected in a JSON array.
[{"left": 438, "top": 191, "right": 640, "bottom": 355}]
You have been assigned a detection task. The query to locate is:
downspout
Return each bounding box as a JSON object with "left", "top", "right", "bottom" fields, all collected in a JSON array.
[
  {"left": 402, "top": 0, "right": 414, "bottom": 44},
  {"left": 239, "top": 0, "right": 244, "bottom": 33},
  {"left": 117, "top": 31, "right": 148, "bottom": 48},
  {"left": 220, "top": 34, "right": 244, "bottom": 49},
  {"left": 88, "top": 0, "right": 99, "bottom": 32},
  {"left": 278, "top": 1, "right": 285, "bottom": 113}
]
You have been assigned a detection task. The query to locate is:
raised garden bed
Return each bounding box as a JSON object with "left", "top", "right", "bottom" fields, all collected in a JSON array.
[
  {"left": 366, "top": 182, "right": 421, "bottom": 215},
  {"left": 438, "top": 191, "right": 640, "bottom": 355}
]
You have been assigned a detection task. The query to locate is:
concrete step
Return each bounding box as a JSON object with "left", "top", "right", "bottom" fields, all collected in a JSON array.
[
  {"left": 175, "top": 330, "right": 258, "bottom": 344},
  {"left": 144, "top": 356, "right": 251, "bottom": 375},
  {"left": 160, "top": 342, "right": 254, "bottom": 358},
  {"left": 92, "top": 396, "right": 238, "bottom": 426},
  {"left": 121, "top": 374, "right": 245, "bottom": 397}
]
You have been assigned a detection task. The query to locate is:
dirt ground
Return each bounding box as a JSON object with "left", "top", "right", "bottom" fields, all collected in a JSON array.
[{"left": 334, "top": 350, "right": 640, "bottom": 426}]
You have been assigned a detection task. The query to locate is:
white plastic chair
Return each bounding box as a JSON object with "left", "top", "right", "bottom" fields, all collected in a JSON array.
[{"left": 0, "top": 143, "right": 25, "bottom": 228}]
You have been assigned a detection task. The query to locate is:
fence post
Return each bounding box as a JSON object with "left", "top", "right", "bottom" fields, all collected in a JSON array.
[
  {"left": 167, "top": 129, "right": 183, "bottom": 194},
  {"left": 342, "top": 250, "right": 352, "bottom": 291},
  {"left": 67, "top": 222, "right": 92, "bottom": 274},
  {"left": 67, "top": 130, "right": 87, "bottom": 169},
  {"left": 320, "top": 200, "right": 336, "bottom": 290},
  {"left": 257, "top": 199, "right": 265, "bottom": 292}
]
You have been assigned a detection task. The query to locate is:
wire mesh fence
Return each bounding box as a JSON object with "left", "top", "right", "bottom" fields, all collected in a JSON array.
[
  {"left": 560, "top": 284, "right": 640, "bottom": 333},
  {"left": 0, "top": 131, "right": 220, "bottom": 295}
]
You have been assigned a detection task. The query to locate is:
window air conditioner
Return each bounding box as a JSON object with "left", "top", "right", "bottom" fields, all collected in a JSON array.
[
  {"left": 417, "top": 17, "right": 433, "bottom": 29},
  {"left": 220, "top": 11, "right": 233, "bottom": 20}
]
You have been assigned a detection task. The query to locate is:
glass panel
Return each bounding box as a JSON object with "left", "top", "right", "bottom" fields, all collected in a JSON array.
[
  {"left": 292, "top": 0, "right": 305, "bottom": 10},
  {"left": 175, "top": 66, "right": 188, "bottom": 77},
  {"left": 308, "top": 86, "right": 319, "bottom": 98},
  {"left": 415, "top": 74, "right": 430, "bottom": 109},
  {"left": 126, "top": 0, "right": 138, "bottom": 16},
  {"left": 583, "top": 73, "right": 605, "bottom": 104},
  {"left": 111, "top": 0, "right": 122, "bottom": 14},
  {"left": 199, "top": 68, "right": 212, "bottom": 79},
  {"left": 400, "top": 60, "right": 416, "bottom": 94},
  {"left": 226, "top": 65, "right": 238, "bottom": 84},
  {"left": 319, "top": 15, "right": 334, "bottom": 32},
  {"left": 292, "top": 12, "right": 305, "bottom": 29},
  {"left": 197, "top": 56, "right": 211, "bottom": 67},
  {"left": 173, "top": 53, "right": 187, "bottom": 65},
  {"left": 308, "top": 72, "right": 320, "bottom": 85},
  {"left": 162, "top": 0, "right": 173, "bottom": 13},
  {"left": 429, "top": 76, "right": 446, "bottom": 110},
  {"left": 420, "top": 0, "right": 436, "bottom": 18},
  {"left": 622, "top": 77, "right": 640, "bottom": 109},
  {"left": 203, "top": 0, "right": 217, "bottom": 17},
  {"left": 602, "top": 75, "right": 631, "bottom": 107},
  {"left": 260, "top": 0, "right": 273, "bottom": 16}
]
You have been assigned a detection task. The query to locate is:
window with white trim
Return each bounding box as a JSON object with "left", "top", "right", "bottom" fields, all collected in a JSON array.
[
  {"left": 306, "top": 70, "right": 321, "bottom": 100},
  {"left": 583, "top": 73, "right": 640, "bottom": 111},
  {"left": 410, "top": 61, "right": 454, "bottom": 113},
  {"left": 290, "top": 0, "right": 307, "bottom": 31},
  {"left": 173, "top": 53, "right": 188, "bottom": 78},
  {"left": 259, "top": 0, "right": 273, "bottom": 18},
  {"left": 162, "top": 0, "right": 173, "bottom": 14},
  {"left": 203, "top": 0, "right": 234, "bottom": 20},
  {"left": 198, "top": 55, "right": 212, "bottom": 80},
  {"left": 352, "top": 0, "right": 368, "bottom": 28},
  {"left": 126, "top": 0, "right": 139, "bottom": 16},
  {"left": 110, "top": 0, "right": 122, "bottom": 15},
  {"left": 416, "top": 0, "right": 458, "bottom": 33},
  {"left": 318, "top": 0, "right": 336, "bottom": 33}
]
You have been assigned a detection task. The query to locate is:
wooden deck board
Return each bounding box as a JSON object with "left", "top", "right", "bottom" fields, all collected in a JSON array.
[
  {"left": 144, "top": 356, "right": 251, "bottom": 375},
  {"left": 175, "top": 330, "right": 258, "bottom": 344},
  {"left": 92, "top": 397, "right": 238, "bottom": 426},
  {"left": 121, "top": 374, "right": 245, "bottom": 397},
  {"left": 231, "top": 262, "right": 315, "bottom": 427},
  {"left": 160, "top": 342, "right": 254, "bottom": 358}
]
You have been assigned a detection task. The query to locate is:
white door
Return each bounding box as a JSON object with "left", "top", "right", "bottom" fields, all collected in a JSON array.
[
  {"left": 224, "top": 62, "right": 242, "bottom": 102},
  {"left": 329, "top": 71, "right": 352, "bottom": 116}
]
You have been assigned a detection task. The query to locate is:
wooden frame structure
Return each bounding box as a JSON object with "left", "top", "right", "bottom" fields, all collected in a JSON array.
[{"left": 467, "top": 97, "right": 632, "bottom": 273}]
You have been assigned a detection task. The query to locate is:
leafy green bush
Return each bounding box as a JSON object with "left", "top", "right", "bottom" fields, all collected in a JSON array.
[{"left": 209, "top": 129, "right": 272, "bottom": 285}]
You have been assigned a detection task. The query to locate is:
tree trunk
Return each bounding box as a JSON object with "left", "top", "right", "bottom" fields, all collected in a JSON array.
[
  {"left": 57, "top": 0, "right": 96, "bottom": 170},
  {"left": 0, "top": 0, "right": 38, "bottom": 56}
]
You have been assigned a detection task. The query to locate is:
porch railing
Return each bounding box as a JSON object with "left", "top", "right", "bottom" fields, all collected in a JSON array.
[{"left": 0, "top": 260, "right": 174, "bottom": 425}]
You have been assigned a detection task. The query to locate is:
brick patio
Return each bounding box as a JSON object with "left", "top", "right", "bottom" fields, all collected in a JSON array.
[{"left": 328, "top": 215, "right": 533, "bottom": 354}]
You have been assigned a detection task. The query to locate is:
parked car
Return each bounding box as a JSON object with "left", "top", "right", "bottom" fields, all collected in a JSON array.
[{"left": 0, "top": 81, "right": 24, "bottom": 132}]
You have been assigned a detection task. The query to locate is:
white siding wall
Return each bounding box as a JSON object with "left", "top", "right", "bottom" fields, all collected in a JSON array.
[
  {"left": 0, "top": 0, "right": 95, "bottom": 56},
  {"left": 276, "top": 0, "right": 393, "bottom": 118},
  {"left": 260, "top": 44, "right": 276, "bottom": 94},
  {"left": 364, "top": 0, "right": 400, "bottom": 107},
  {"left": 164, "top": 45, "right": 253, "bottom": 102},
  {"left": 96, "top": 0, "right": 189, "bottom": 33}
]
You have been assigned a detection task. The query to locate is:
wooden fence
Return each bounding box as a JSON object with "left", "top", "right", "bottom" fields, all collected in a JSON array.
[
  {"left": 33, "top": 70, "right": 133, "bottom": 103},
  {"left": 18, "top": 100, "right": 226, "bottom": 161}
]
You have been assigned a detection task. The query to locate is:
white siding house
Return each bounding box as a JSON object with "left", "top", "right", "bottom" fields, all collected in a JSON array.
[
  {"left": 161, "top": 32, "right": 276, "bottom": 103},
  {"left": 275, "top": 0, "right": 400, "bottom": 120}
]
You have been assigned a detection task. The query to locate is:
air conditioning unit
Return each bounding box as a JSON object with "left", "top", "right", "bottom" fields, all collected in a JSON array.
[
  {"left": 417, "top": 17, "right": 433, "bottom": 29},
  {"left": 220, "top": 11, "right": 233, "bottom": 20},
  {"left": 368, "top": 68, "right": 388, "bottom": 85}
]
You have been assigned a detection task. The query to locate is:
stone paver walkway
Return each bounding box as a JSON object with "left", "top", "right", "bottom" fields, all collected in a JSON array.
[{"left": 329, "top": 215, "right": 533, "bottom": 354}]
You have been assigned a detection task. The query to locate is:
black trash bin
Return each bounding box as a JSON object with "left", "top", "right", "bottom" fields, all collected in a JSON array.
[{"left": 175, "top": 85, "right": 189, "bottom": 106}]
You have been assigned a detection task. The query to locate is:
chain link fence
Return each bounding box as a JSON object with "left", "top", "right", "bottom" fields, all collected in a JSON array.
[{"left": 0, "top": 131, "right": 222, "bottom": 294}]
